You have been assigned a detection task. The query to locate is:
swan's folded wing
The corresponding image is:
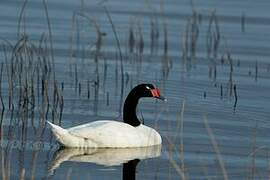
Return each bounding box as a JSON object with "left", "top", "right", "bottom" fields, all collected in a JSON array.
[{"left": 67, "top": 121, "right": 142, "bottom": 147}]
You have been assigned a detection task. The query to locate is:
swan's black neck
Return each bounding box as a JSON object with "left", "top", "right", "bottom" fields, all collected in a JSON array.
[{"left": 123, "top": 90, "right": 141, "bottom": 127}]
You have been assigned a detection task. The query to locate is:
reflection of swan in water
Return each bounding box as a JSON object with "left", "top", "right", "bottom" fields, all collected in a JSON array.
[
  {"left": 48, "top": 145, "right": 161, "bottom": 177},
  {"left": 122, "top": 159, "right": 140, "bottom": 180}
]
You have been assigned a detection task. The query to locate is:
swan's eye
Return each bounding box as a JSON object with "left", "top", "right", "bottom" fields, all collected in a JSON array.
[{"left": 145, "top": 86, "right": 151, "bottom": 90}]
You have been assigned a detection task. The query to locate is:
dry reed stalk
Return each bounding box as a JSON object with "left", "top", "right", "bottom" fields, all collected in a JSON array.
[
  {"left": 103, "top": 56, "right": 108, "bottom": 89},
  {"left": 179, "top": 100, "right": 185, "bottom": 174},
  {"left": 206, "top": 11, "right": 220, "bottom": 80},
  {"left": 255, "top": 61, "right": 258, "bottom": 82},
  {"left": 5, "top": 110, "right": 15, "bottom": 180},
  {"left": 138, "top": 23, "right": 144, "bottom": 57},
  {"left": 104, "top": 6, "right": 124, "bottom": 115},
  {"left": 106, "top": 92, "right": 109, "bottom": 106},
  {"left": 161, "top": 21, "right": 172, "bottom": 79},
  {"left": 0, "top": 62, "right": 4, "bottom": 110},
  {"left": 87, "top": 80, "right": 90, "bottom": 99},
  {"left": 203, "top": 115, "right": 229, "bottom": 180},
  {"left": 1, "top": 142, "right": 5, "bottom": 180},
  {"left": 227, "top": 53, "right": 233, "bottom": 97},
  {"left": 93, "top": 81, "right": 99, "bottom": 115},
  {"left": 233, "top": 84, "right": 238, "bottom": 111},
  {"left": 247, "top": 122, "right": 258, "bottom": 179},
  {"left": 78, "top": 82, "right": 81, "bottom": 96},
  {"left": 59, "top": 91, "right": 64, "bottom": 125},
  {"left": 69, "top": 12, "right": 76, "bottom": 78},
  {"left": 241, "top": 12, "right": 246, "bottom": 33},
  {"left": 52, "top": 81, "right": 58, "bottom": 122},
  {"left": 44, "top": 80, "right": 50, "bottom": 120},
  {"left": 31, "top": 77, "right": 35, "bottom": 110},
  {"left": 149, "top": 16, "right": 160, "bottom": 56},
  {"left": 182, "top": 12, "right": 201, "bottom": 72},
  {"left": 30, "top": 150, "right": 39, "bottom": 180},
  {"left": 190, "top": 11, "right": 199, "bottom": 63},
  {"left": 181, "top": 29, "right": 187, "bottom": 70},
  {"left": 6, "top": 42, "right": 15, "bottom": 110},
  {"left": 129, "top": 21, "right": 135, "bottom": 54},
  {"left": 65, "top": 167, "right": 73, "bottom": 180},
  {"left": 220, "top": 84, "right": 223, "bottom": 99},
  {"left": 17, "top": 0, "right": 28, "bottom": 37},
  {"left": 150, "top": 18, "right": 155, "bottom": 55},
  {"left": 19, "top": 168, "right": 25, "bottom": 180},
  {"left": 222, "top": 37, "right": 235, "bottom": 99},
  {"left": 0, "top": 109, "right": 4, "bottom": 179},
  {"left": 75, "top": 63, "right": 78, "bottom": 92},
  {"left": 154, "top": 18, "right": 160, "bottom": 54},
  {"left": 61, "top": 82, "right": 64, "bottom": 91},
  {"left": 42, "top": 0, "right": 55, "bottom": 81},
  {"left": 164, "top": 135, "right": 187, "bottom": 179}
]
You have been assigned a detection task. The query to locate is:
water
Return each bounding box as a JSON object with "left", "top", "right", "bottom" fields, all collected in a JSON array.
[{"left": 1, "top": 0, "right": 270, "bottom": 179}]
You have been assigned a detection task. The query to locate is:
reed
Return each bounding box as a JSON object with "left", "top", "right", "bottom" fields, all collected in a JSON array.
[
  {"left": 42, "top": 0, "right": 55, "bottom": 82},
  {"left": 0, "top": 0, "right": 69, "bottom": 178},
  {"left": 161, "top": 21, "right": 172, "bottom": 79},
  {"left": 203, "top": 115, "right": 229, "bottom": 180},
  {"left": 87, "top": 80, "right": 90, "bottom": 99},
  {"left": 165, "top": 135, "right": 187, "bottom": 179},
  {"left": 69, "top": 12, "right": 76, "bottom": 78},
  {"left": 0, "top": 63, "right": 4, "bottom": 110},
  {"left": 104, "top": 6, "right": 125, "bottom": 115},
  {"left": 30, "top": 150, "right": 39, "bottom": 180},
  {"left": 150, "top": 17, "right": 159, "bottom": 55},
  {"left": 241, "top": 12, "right": 246, "bottom": 33},
  {"left": 0, "top": 32, "right": 64, "bottom": 141},
  {"left": 227, "top": 52, "right": 234, "bottom": 97},
  {"left": 179, "top": 101, "right": 186, "bottom": 176},
  {"left": 150, "top": 18, "right": 155, "bottom": 55},
  {"left": 59, "top": 90, "right": 64, "bottom": 125},
  {"left": 138, "top": 22, "right": 144, "bottom": 58},
  {"left": 247, "top": 122, "right": 258, "bottom": 179},
  {"left": 206, "top": 11, "right": 220, "bottom": 81},
  {"left": 78, "top": 82, "right": 81, "bottom": 96},
  {"left": 182, "top": 6, "right": 200, "bottom": 72},
  {"left": 17, "top": 0, "right": 28, "bottom": 37},
  {"left": 233, "top": 84, "right": 238, "bottom": 111},
  {"left": 106, "top": 92, "right": 110, "bottom": 106},
  {"left": 164, "top": 100, "right": 188, "bottom": 179},
  {"left": 255, "top": 61, "right": 258, "bottom": 82},
  {"left": 103, "top": 56, "right": 108, "bottom": 90},
  {"left": 129, "top": 20, "right": 135, "bottom": 54},
  {"left": 65, "top": 167, "right": 73, "bottom": 180},
  {"left": 220, "top": 84, "right": 223, "bottom": 99}
]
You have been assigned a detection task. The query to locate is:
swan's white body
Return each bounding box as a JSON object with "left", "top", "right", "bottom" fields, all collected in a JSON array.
[{"left": 47, "top": 120, "right": 162, "bottom": 148}]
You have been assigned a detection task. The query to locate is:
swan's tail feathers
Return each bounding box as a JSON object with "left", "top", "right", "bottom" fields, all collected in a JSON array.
[{"left": 47, "top": 121, "right": 71, "bottom": 146}]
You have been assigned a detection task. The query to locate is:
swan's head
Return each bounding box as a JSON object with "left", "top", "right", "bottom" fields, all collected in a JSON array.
[
  {"left": 133, "top": 84, "right": 166, "bottom": 101},
  {"left": 123, "top": 83, "right": 166, "bottom": 126}
]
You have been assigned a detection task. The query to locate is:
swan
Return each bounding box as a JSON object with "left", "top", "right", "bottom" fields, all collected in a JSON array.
[{"left": 47, "top": 84, "right": 165, "bottom": 148}]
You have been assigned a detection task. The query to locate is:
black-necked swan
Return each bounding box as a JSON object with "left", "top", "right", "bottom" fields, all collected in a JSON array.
[{"left": 47, "top": 84, "right": 165, "bottom": 148}]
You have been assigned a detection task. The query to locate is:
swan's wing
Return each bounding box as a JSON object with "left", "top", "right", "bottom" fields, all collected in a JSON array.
[
  {"left": 67, "top": 121, "right": 142, "bottom": 147},
  {"left": 67, "top": 120, "right": 113, "bottom": 132}
]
